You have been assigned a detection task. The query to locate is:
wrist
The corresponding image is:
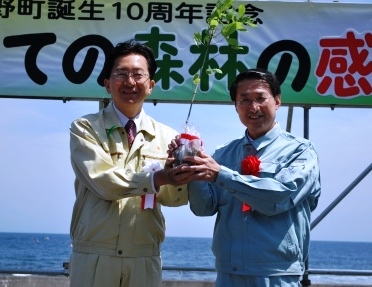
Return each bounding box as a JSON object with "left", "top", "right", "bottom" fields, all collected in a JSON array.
[{"left": 153, "top": 170, "right": 168, "bottom": 188}]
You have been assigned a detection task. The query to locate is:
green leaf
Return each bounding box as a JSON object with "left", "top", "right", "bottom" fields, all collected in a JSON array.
[
  {"left": 209, "top": 19, "right": 219, "bottom": 29},
  {"left": 203, "top": 34, "right": 211, "bottom": 45},
  {"left": 106, "top": 125, "right": 117, "bottom": 137},
  {"left": 212, "top": 68, "right": 223, "bottom": 74},
  {"left": 238, "top": 4, "right": 245, "bottom": 17},
  {"left": 235, "top": 21, "right": 247, "bottom": 31},
  {"left": 209, "top": 3, "right": 220, "bottom": 19},
  {"left": 222, "top": 22, "right": 237, "bottom": 38},
  {"left": 218, "top": 0, "right": 234, "bottom": 11},
  {"left": 226, "top": 37, "right": 239, "bottom": 46},
  {"left": 225, "top": 9, "right": 234, "bottom": 22},
  {"left": 194, "top": 32, "right": 203, "bottom": 46},
  {"left": 193, "top": 74, "right": 200, "bottom": 85},
  {"left": 230, "top": 45, "right": 244, "bottom": 50},
  {"left": 242, "top": 16, "right": 257, "bottom": 27}
]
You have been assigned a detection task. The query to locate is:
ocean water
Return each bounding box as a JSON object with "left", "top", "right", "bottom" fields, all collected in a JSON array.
[{"left": 0, "top": 233, "right": 372, "bottom": 285}]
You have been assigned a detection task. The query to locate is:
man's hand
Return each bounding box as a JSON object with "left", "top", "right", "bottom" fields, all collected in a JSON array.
[
  {"left": 167, "top": 136, "right": 181, "bottom": 157},
  {"left": 154, "top": 163, "right": 196, "bottom": 187},
  {"left": 180, "top": 151, "right": 221, "bottom": 182}
]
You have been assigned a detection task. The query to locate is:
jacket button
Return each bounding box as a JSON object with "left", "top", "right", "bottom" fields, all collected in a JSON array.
[
  {"left": 177, "top": 188, "right": 182, "bottom": 191},
  {"left": 233, "top": 267, "right": 237, "bottom": 271},
  {"left": 118, "top": 250, "right": 122, "bottom": 255},
  {"left": 143, "top": 188, "right": 148, "bottom": 192}
]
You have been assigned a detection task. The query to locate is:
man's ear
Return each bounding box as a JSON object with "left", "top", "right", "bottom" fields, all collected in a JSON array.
[
  {"left": 148, "top": 79, "right": 155, "bottom": 94},
  {"left": 275, "top": 94, "right": 281, "bottom": 110},
  {"left": 104, "top": 78, "right": 111, "bottom": 94}
]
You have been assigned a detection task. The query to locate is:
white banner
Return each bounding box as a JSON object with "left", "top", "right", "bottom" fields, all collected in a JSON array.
[{"left": 1, "top": 1, "right": 372, "bottom": 107}]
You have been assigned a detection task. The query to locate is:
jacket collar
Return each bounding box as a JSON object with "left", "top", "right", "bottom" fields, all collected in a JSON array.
[
  {"left": 245, "top": 122, "right": 282, "bottom": 151},
  {"left": 102, "top": 102, "right": 156, "bottom": 138}
]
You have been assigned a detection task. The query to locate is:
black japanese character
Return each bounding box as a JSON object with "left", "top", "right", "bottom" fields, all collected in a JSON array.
[
  {"left": 3, "top": 33, "right": 56, "bottom": 85},
  {"left": 62, "top": 34, "right": 113, "bottom": 86},
  {"left": 257, "top": 40, "right": 311, "bottom": 92}
]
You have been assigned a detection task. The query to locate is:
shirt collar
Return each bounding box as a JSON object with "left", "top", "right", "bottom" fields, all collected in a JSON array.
[{"left": 112, "top": 103, "right": 143, "bottom": 131}]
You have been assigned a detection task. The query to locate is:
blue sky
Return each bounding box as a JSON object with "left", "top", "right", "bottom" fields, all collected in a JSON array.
[{"left": 0, "top": 97, "right": 371, "bottom": 242}]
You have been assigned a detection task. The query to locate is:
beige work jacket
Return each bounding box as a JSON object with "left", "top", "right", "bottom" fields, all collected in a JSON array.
[{"left": 69, "top": 103, "right": 187, "bottom": 257}]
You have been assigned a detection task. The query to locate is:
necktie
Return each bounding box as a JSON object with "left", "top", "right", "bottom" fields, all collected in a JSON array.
[{"left": 125, "top": 120, "right": 135, "bottom": 147}]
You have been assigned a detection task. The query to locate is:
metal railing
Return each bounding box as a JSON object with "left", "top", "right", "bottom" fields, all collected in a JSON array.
[
  {"left": 1, "top": 266, "right": 372, "bottom": 277},
  {"left": 311, "top": 162, "right": 372, "bottom": 230},
  {"left": 300, "top": 162, "right": 372, "bottom": 286}
]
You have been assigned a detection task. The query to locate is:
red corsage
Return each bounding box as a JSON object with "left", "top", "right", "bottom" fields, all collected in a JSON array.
[{"left": 241, "top": 155, "right": 261, "bottom": 212}]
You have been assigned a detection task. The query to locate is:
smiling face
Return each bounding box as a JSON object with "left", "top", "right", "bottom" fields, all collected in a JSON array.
[
  {"left": 104, "top": 53, "right": 155, "bottom": 118},
  {"left": 235, "top": 78, "right": 281, "bottom": 139}
]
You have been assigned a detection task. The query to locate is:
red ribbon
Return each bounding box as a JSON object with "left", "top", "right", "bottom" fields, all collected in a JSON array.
[
  {"left": 241, "top": 155, "right": 261, "bottom": 212},
  {"left": 180, "top": 133, "right": 200, "bottom": 140},
  {"left": 242, "top": 203, "right": 251, "bottom": 212},
  {"left": 141, "top": 194, "right": 156, "bottom": 209}
]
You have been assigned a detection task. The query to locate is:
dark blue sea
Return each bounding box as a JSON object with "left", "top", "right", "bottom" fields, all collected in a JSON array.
[{"left": 0, "top": 233, "right": 372, "bottom": 285}]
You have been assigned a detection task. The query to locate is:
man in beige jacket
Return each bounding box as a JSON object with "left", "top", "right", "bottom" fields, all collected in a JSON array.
[{"left": 69, "top": 39, "right": 194, "bottom": 287}]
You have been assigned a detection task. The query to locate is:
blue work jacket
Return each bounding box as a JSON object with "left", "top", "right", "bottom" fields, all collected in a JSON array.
[{"left": 189, "top": 124, "right": 321, "bottom": 276}]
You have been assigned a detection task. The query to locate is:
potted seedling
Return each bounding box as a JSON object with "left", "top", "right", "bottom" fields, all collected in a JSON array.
[{"left": 173, "top": 0, "right": 257, "bottom": 165}]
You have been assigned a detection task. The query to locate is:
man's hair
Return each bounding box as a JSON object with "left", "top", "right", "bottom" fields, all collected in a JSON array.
[
  {"left": 102, "top": 39, "right": 157, "bottom": 80},
  {"left": 229, "top": 68, "right": 281, "bottom": 102}
]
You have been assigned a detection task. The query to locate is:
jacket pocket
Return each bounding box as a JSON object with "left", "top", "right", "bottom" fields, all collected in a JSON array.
[{"left": 245, "top": 212, "right": 301, "bottom": 263}]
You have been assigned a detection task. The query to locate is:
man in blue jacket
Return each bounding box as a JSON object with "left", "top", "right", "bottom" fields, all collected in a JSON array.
[{"left": 178, "top": 68, "right": 321, "bottom": 286}]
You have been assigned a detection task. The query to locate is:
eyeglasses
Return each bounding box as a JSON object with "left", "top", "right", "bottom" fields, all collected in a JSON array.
[
  {"left": 111, "top": 72, "right": 149, "bottom": 82},
  {"left": 236, "top": 96, "right": 273, "bottom": 107}
]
